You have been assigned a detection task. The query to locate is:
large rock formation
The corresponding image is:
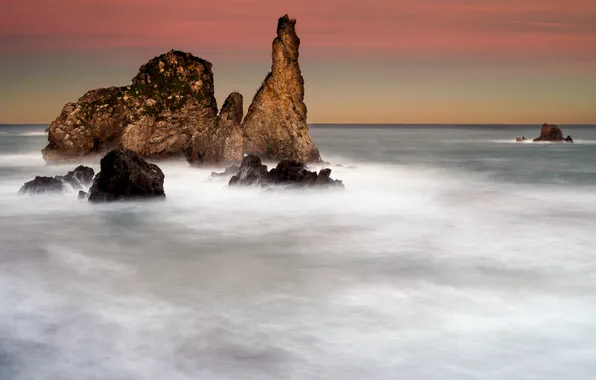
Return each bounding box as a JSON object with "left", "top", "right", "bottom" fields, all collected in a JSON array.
[
  {"left": 43, "top": 50, "right": 218, "bottom": 162},
  {"left": 187, "top": 92, "right": 244, "bottom": 166},
  {"left": 241, "top": 15, "right": 321, "bottom": 163},
  {"left": 533, "top": 123, "right": 572, "bottom": 142},
  {"left": 229, "top": 155, "right": 342, "bottom": 189},
  {"left": 88, "top": 149, "right": 165, "bottom": 203},
  {"left": 19, "top": 165, "right": 95, "bottom": 194}
]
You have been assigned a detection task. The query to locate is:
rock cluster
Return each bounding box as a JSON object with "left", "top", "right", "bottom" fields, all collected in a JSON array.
[
  {"left": 19, "top": 165, "right": 95, "bottom": 194},
  {"left": 533, "top": 123, "right": 573, "bottom": 142},
  {"left": 88, "top": 149, "right": 165, "bottom": 203},
  {"left": 43, "top": 14, "right": 323, "bottom": 166},
  {"left": 228, "top": 155, "right": 343, "bottom": 189}
]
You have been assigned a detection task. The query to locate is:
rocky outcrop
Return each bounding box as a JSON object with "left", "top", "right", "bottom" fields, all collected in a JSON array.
[
  {"left": 241, "top": 15, "right": 321, "bottom": 163},
  {"left": 533, "top": 123, "right": 572, "bottom": 142},
  {"left": 210, "top": 164, "right": 240, "bottom": 178},
  {"left": 88, "top": 149, "right": 165, "bottom": 203},
  {"left": 19, "top": 165, "right": 95, "bottom": 194},
  {"left": 56, "top": 165, "right": 95, "bottom": 189},
  {"left": 565, "top": 135, "right": 574, "bottom": 142},
  {"left": 229, "top": 155, "right": 342, "bottom": 188},
  {"left": 19, "top": 176, "right": 66, "bottom": 194},
  {"left": 43, "top": 50, "right": 217, "bottom": 162},
  {"left": 188, "top": 92, "right": 244, "bottom": 166}
]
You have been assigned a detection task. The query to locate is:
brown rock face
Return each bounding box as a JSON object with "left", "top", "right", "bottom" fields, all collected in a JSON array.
[
  {"left": 241, "top": 15, "right": 321, "bottom": 163},
  {"left": 188, "top": 92, "right": 244, "bottom": 166},
  {"left": 42, "top": 50, "right": 218, "bottom": 162},
  {"left": 533, "top": 123, "right": 565, "bottom": 142}
]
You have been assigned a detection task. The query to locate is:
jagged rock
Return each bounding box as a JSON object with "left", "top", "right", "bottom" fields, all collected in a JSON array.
[
  {"left": 229, "top": 155, "right": 269, "bottom": 186},
  {"left": 565, "top": 135, "right": 574, "bottom": 143},
  {"left": 19, "top": 176, "right": 66, "bottom": 194},
  {"left": 229, "top": 154, "right": 343, "bottom": 188},
  {"left": 242, "top": 15, "right": 321, "bottom": 163},
  {"left": 210, "top": 164, "right": 240, "bottom": 178},
  {"left": 88, "top": 149, "right": 165, "bottom": 203},
  {"left": 78, "top": 191, "right": 88, "bottom": 199},
  {"left": 56, "top": 165, "right": 95, "bottom": 189},
  {"left": 533, "top": 123, "right": 569, "bottom": 142},
  {"left": 43, "top": 50, "right": 217, "bottom": 162},
  {"left": 188, "top": 92, "right": 244, "bottom": 166}
]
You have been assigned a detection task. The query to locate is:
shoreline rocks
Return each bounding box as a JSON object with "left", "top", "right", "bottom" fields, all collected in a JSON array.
[
  {"left": 88, "top": 149, "right": 166, "bottom": 203},
  {"left": 19, "top": 165, "right": 95, "bottom": 194},
  {"left": 229, "top": 155, "right": 343, "bottom": 189}
]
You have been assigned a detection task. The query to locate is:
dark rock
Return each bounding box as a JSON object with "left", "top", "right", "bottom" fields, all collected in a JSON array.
[
  {"left": 58, "top": 165, "right": 95, "bottom": 189},
  {"left": 565, "top": 135, "right": 574, "bottom": 143},
  {"left": 229, "top": 155, "right": 269, "bottom": 186},
  {"left": 533, "top": 123, "right": 567, "bottom": 142},
  {"left": 19, "top": 176, "right": 66, "bottom": 194},
  {"left": 88, "top": 149, "right": 165, "bottom": 203},
  {"left": 229, "top": 154, "right": 343, "bottom": 189},
  {"left": 210, "top": 164, "right": 240, "bottom": 178},
  {"left": 78, "top": 191, "right": 88, "bottom": 199}
]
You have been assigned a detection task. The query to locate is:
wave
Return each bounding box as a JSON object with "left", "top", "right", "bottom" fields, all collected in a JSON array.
[{"left": 0, "top": 131, "right": 47, "bottom": 137}]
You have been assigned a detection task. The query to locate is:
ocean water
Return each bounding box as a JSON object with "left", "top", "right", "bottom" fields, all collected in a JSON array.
[{"left": 1, "top": 124, "right": 596, "bottom": 379}]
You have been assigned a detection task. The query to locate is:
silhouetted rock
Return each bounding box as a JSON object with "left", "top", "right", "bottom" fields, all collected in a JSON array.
[
  {"left": 210, "top": 164, "right": 240, "bottom": 178},
  {"left": 88, "top": 149, "right": 165, "bottom": 203},
  {"left": 188, "top": 92, "right": 244, "bottom": 166},
  {"left": 56, "top": 165, "right": 95, "bottom": 189},
  {"left": 533, "top": 123, "right": 569, "bottom": 142},
  {"left": 229, "top": 154, "right": 343, "bottom": 188},
  {"left": 242, "top": 15, "right": 321, "bottom": 163},
  {"left": 229, "top": 155, "right": 269, "bottom": 186},
  {"left": 43, "top": 50, "right": 217, "bottom": 162},
  {"left": 565, "top": 135, "right": 574, "bottom": 143},
  {"left": 19, "top": 176, "right": 66, "bottom": 194}
]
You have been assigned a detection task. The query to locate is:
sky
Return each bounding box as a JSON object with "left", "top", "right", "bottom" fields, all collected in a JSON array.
[{"left": 0, "top": 0, "right": 595, "bottom": 124}]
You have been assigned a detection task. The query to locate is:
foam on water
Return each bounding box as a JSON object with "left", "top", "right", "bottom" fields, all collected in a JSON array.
[{"left": 2, "top": 126, "right": 596, "bottom": 379}]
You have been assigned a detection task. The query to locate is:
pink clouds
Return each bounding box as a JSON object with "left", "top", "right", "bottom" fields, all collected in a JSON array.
[{"left": 1, "top": 0, "right": 595, "bottom": 64}]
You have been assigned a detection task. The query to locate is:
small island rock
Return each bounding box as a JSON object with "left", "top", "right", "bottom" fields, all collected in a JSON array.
[{"left": 88, "top": 149, "right": 165, "bottom": 203}]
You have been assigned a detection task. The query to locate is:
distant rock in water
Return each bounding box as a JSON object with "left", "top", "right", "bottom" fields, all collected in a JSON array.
[
  {"left": 19, "top": 176, "right": 66, "bottom": 194},
  {"left": 188, "top": 92, "right": 244, "bottom": 166},
  {"left": 533, "top": 123, "right": 572, "bottom": 142},
  {"left": 88, "top": 149, "right": 165, "bottom": 203},
  {"left": 19, "top": 165, "right": 95, "bottom": 194},
  {"left": 210, "top": 164, "right": 240, "bottom": 178},
  {"left": 42, "top": 50, "right": 217, "bottom": 162},
  {"left": 229, "top": 154, "right": 343, "bottom": 189},
  {"left": 241, "top": 15, "right": 321, "bottom": 163}
]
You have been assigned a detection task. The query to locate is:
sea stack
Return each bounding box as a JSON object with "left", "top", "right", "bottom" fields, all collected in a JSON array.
[
  {"left": 241, "top": 15, "right": 321, "bottom": 163},
  {"left": 42, "top": 50, "right": 218, "bottom": 162},
  {"left": 533, "top": 123, "right": 572, "bottom": 142}
]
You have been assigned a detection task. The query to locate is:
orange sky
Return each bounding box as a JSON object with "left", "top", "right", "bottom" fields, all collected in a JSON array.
[{"left": 0, "top": 0, "right": 595, "bottom": 124}]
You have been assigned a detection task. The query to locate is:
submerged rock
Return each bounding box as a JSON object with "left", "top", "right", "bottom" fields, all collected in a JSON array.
[
  {"left": 210, "top": 164, "right": 240, "bottom": 178},
  {"left": 241, "top": 15, "right": 321, "bottom": 163},
  {"left": 188, "top": 92, "right": 244, "bottom": 166},
  {"left": 88, "top": 149, "right": 165, "bottom": 203},
  {"left": 56, "top": 165, "right": 95, "bottom": 189},
  {"left": 229, "top": 154, "right": 343, "bottom": 188},
  {"left": 533, "top": 123, "right": 571, "bottom": 142},
  {"left": 19, "top": 165, "right": 95, "bottom": 194},
  {"left": 43, "top": 50, "right": 217, "bottom": 162},
  {"left": 19, "top": 176, "right": 66, "bottom": 194}
]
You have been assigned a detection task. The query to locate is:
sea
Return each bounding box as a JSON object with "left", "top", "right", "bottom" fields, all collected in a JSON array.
[{"left": 1, "top": 124, "right": 596, "bottom": 380}]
